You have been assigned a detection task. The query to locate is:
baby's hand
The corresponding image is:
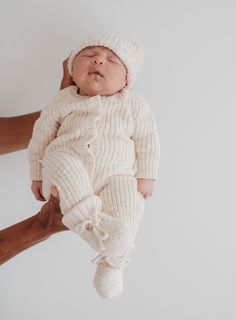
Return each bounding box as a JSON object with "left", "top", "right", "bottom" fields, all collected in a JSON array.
[
  {"left": 31, "top": 180, "right": 46, "bottom": 202},
  {"left": 137, "top": 178, "right": 156, "bottom": 199}
]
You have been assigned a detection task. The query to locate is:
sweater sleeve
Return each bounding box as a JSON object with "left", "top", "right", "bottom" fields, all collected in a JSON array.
[
  {"left": 131, "top": 94, "right": 161, "bottom": 180},
  {"left": 27, "top": 90, "right": 66, "bottom": 181}
]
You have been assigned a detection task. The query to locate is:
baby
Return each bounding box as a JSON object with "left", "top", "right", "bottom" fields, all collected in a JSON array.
[{"left": 28, "top": 32, "right": 160, "bottom": 299}]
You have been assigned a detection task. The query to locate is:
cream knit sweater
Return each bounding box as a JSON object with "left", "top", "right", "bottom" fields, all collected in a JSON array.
[{"left": 28, "top": 85, "right": 160, "bottom": 182}]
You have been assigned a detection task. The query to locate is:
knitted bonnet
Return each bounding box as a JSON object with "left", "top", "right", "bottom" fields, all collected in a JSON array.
[{"left": 67, "top": 32, "right": 144, "bottom": 89}]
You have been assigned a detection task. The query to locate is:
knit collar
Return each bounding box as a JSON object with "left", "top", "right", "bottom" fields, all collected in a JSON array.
[{"left": 68, "top": 85, "right": 129, "bottom": 104}]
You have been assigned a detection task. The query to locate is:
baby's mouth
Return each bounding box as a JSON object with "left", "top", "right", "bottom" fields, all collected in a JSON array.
[{"left": 88, "top": 70, "right": 103, "bottom": 77}]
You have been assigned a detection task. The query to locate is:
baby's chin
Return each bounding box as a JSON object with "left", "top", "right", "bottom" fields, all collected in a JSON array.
[{"left": 78, "top": 83, "right": 119, "bottom": 97}]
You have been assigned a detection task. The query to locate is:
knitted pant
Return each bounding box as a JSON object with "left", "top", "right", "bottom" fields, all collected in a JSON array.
[{"left": 41, "top": 151, "right": 145, "bottom": 263}]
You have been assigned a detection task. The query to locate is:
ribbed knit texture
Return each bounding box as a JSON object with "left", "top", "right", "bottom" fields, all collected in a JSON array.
[
  {"left": 41, "top": 151, "right": 94, "bottom": 213},
  {"left": 27, "top": 84, "right": 160, "bottom": 298},
  {"left": 40, "top": 151, "right": 134, "bottom": 253},
  {"left": 68, "top": 32, "right": 144, "bottom": 89},
  {"left": 28, "top": 85, "right": 160, "bottom": 182},
  {"left": 91, "top": 176, "right": 144, "bottom": 299},
  {"left": 40, "top": 150, "right": 145, "bottom": 255}
]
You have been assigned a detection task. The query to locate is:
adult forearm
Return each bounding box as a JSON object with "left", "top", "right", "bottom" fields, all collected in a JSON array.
[
  {"left": 0, "top": 112, "right": 40, "bottom": 155},
  {"left": 0, "top": 197, "right": 68, "bottom": 265},
  {"left": 0, "top": 214, "right": 51, "bottom": 265}
]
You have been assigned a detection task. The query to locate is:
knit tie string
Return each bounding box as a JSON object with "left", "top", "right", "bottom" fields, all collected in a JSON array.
[
  {"left": 92, "top": 254, "right": 131, "bottom": 269},
  {"left": 75, "top": 219, "right": 109, "bottom": 251},
  {"left": 92, "top": 243, "right": 135, "bottom": 269}
]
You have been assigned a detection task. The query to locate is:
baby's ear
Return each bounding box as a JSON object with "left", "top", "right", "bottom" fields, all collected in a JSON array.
[
  {"left": 124, "top": 75, "right": 128, "bottom": 87},
  {"left": 125, "top": 74, "right": 128, "bottom": 87}
]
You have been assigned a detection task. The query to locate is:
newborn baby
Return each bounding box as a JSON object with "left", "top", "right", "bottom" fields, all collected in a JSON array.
[{"left": 28, "top": 32, "right": 160, "bottom": 299}]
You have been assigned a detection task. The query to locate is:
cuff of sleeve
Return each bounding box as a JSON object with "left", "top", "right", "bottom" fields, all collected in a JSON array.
[
  {"left": 30, "top": 160, "right": 43, "bottom": 181},
  {"left": 135, "top": 161, "right": 159, "bottom": 180}
]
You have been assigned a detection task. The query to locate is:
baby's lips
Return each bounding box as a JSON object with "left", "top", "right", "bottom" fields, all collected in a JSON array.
[{"left": 88, "top": 69, "right": 104, "bottom": 77}]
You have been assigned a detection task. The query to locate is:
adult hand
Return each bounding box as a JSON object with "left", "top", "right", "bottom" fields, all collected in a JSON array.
[
  {"left": 37, "top": 194, "right": 68, "bottom": 234},
  {"left": 60, "top": 56, "right": 75, "bottom": 89},
  {"left": 0, "top": 194, "right": 68, "bottom": 265}
]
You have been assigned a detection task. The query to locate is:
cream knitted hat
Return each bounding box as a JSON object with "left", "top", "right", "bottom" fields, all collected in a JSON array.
[{"left": 67, "top": 32, "right": 144, "bottom": 89}]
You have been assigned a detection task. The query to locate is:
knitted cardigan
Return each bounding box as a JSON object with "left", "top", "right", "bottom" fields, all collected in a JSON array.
[{"left": 28, "top": 85, "right": 160, "bottom": 182}]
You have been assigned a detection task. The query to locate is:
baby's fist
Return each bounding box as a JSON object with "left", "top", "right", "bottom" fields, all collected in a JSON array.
[
  {"left": 31, "top": 180, "right": 46, "bottom": 202},
  {"left": 137, "top": 178, "right": 155, "bottom": 199}
]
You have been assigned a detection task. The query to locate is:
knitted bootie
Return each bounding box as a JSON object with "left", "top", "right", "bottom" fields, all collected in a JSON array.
[
  {"left": 92, "top": 256, "right": 127, "bottom": 298},
  {"left": 62, "top": 195, "right": 131, "bottom": 253},
  {"left": 92, "top": 244, "right": 135, "bottom": 299}
]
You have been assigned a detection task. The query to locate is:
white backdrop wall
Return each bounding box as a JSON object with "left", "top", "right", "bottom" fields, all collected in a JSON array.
[{"left": 1, "top": 0, "right": 236, "bottom": 319}]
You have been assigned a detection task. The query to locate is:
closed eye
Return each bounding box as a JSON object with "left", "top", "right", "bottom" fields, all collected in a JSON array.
[
  {"left": 108, "top": 56, "right": 122, "bottom": 64},
  {"left": 108, "top": 59, "right": 117, "bottom": 63},
  {"left": 81, "top": 54, "right": 94, "bottom": 57}
]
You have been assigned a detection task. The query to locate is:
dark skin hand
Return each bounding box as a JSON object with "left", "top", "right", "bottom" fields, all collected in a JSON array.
[
  {"left": 0, "top": 196, "right": 67, "bottom": 265},
  {"left": 0, "top": 57, "right": 74, "bottom": 265},
  {"left": 0, "top": 58, "right": 74, "bottom": 156}
]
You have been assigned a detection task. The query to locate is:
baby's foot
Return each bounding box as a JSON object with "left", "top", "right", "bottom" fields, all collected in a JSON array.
[{"left": 92, "top": 255, "right": 130, "bottom": 299}]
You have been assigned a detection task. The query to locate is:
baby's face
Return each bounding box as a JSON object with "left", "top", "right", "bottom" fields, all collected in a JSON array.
[{"left": 71, "top": 46, "right": 127, "bottom": 96}]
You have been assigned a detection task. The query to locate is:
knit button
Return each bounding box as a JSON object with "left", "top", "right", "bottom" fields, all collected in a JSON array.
[{"left": 87, "top": 127, "right": 94, "bottom": 136}]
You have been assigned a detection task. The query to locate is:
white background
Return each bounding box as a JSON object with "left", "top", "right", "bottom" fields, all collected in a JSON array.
[{"left": 1, "top": 0, "right": 236, "bottom": 319}]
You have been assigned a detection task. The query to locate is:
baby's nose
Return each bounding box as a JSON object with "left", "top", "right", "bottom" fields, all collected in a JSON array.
[{"left": 91, "top": 56, "right": 106, "bottom": 65}]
